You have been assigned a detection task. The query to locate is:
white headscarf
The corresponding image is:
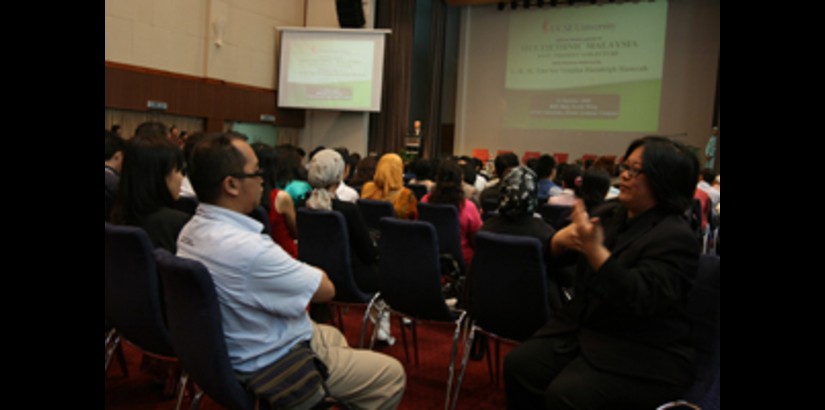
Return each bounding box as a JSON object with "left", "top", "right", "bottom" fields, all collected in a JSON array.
[{"left": 306, "top": 149, "right": 345, "bottom": 210}]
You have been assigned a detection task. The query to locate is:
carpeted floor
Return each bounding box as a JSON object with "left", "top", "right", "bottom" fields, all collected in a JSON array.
[{"left": 105, "top": 304, "right": 514, "bottom": 409}]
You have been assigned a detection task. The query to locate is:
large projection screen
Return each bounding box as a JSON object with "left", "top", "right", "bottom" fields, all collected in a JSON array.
[
  {"left": 455, "top": 0, "right": 720, "bottom": 158},
  {"left": 277, "top": 28, "right": 390, "bottom": 112}
]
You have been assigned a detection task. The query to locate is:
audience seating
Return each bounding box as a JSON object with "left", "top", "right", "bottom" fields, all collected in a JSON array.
[
  {"left": 536, "top": 203, "right": 572, "bottom": 230},
  {"left": 248, "top": 205, "right": 271, "bottom": 235},
  {"left": 553, "top": 153, "right": 569, "bottom": 164},
  {"left": 368, "top": 217, "right": 467, "bottom": 410},
  {"left": 452, "top": 231, "right": 552, "bottom": 409},
  {"left": 418, "top": 202, "right": 467, "bottom": 275},
  {"left": 104, "top": 223, "right": 188, "bottom": 410},
  {"left": 154, "top": 249, "right": 257, "bottom": 410},
  {"left": 356, "top": 199, "right": 395, "bottom": 232},
  {"left": 472, "top": 148, "right": 490, "bottom": 163},
  {"left": 658, "top": 254, "right": 720, "bottom": 409},
  {"left": 297, "top": 208, "right": 374, "bottom": 335},
  {"left": 406, "top": 183, "right": 428, "bottom": 201},
  {"left": 521, "top": 151, "right": 540, "bottom": 164}
]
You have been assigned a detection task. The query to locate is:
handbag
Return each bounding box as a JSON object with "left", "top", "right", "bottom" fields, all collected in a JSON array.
[{"left": 238, "top": 341, "right": 330, "bottom": 410}]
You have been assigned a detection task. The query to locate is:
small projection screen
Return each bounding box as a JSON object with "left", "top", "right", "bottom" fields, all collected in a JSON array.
[{"left": 277, "top": 27, "right": 390, "bottom": 112}]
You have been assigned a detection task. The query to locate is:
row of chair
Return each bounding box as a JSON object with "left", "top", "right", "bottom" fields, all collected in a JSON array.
[
  {"left": 296, "top": 208, "right": 554, "bottom": 409},
  {"left": 106, "top": 223, "right": 300, "bottom": 409}
]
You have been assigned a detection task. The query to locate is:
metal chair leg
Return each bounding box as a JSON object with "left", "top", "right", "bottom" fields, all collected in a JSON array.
[
  {"left": 359, "top": 293, "right": 382, "bottom": 348},
  {"left": 174, "top": 371, "right": 189, "bottom": 410},
  {"left": 449, "top": 320, "right": 476, "bottom": 410},
  {"left": 444, "top": 311, "right": 467, "bottom": 410},
  {"left": 399, "top": 315, "right": 410, "bottom": 364}
]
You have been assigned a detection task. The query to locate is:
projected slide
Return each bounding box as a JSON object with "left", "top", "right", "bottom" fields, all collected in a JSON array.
[
  {"left": 278, "top": 28, "right": 388, "bottom": 112},
  {"left": 284, "top": 40, "right": 373, "bottom": 108},
  {"left": 504, "top": 1, "right": 668, "bottom": 131}
]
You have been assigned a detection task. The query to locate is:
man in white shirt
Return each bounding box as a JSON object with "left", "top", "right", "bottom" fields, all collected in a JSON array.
[{"left": 178, "top": 134, "right": 405, "bottom": 409}]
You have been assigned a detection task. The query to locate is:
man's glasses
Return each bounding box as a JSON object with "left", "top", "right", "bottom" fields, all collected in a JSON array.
[
  {"left": 617, "top": 163, "right": 644, "bottom": 178},
  {"left": 228, "top": 170, "right": 265, "bottom": 179}
]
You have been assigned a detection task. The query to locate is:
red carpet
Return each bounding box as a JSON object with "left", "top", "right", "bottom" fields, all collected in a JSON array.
[{"left": 105, "top": 305, "right": 512, "bottom": 409}]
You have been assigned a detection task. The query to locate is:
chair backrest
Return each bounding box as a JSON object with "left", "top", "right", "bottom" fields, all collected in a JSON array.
[
  {"left": 418, "top": 202, "right": 466, "bottom": 273},
  {"left": 297, "top": 208, "right": 372, "bottom": 303},
  {"left": 155, "top": 249, "right": 255, "bottom": 410},
  {"left": 378, "top": 218, "right": 454, "bottom": 321},
  {"left": 469, "top": 231, "right": 551, "bottom": 342},
  {"left": 248, "top": 205, "right": 271, "bottom": 235},
  {"left": 356, "top": 199, "right": 395, "bottom": 231},
  {"left": 472, "top": 148, "right": 490, "bottom": 163},
  {"left": 522, "top": 151, "right": 540, "bottom": 164},
  {"left": 536, "top": 204, "right": 572, "bottom": 230},
  {"left": 553, "top": 153, "right": 568, "bottom": 165},
  {"left": 104, "top": 223, "right": 176, "bottom": 357},
  {"left": 406, "top": 183, "right": 428, "bottom": 201},
  {"left": 684, "top": 254, "right": 721, "bottom": 403}
]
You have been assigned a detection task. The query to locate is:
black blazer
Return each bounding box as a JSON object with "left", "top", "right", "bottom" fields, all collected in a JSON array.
[{"left": 536, "top": 204, "right": 699, "bottom": 386}]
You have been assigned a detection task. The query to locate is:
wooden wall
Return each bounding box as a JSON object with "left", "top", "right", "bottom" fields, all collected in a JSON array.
[{"left": 105, "top": 62, "right": 305, "bottom": 132}]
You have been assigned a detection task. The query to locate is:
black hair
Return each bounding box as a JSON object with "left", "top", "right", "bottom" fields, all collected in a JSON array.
[
  {"left": 182, "top": 132, "right": 216, "bottom": 167},
  {"left": 429, "top": 161, "right": 465, "bottom": 209},
  {"left": 625, "top": 136, "right": 699, "bottom": 215},
  {"left": 411, "top": 158, "right": 434, "bottom": 181},
  {"left": 110, "top": 134, "right": 184, "bottom": 224},
  {"left": 460, "top": 161, "right": 476, "bottom": 186},
  {"left": 309, "top": 146, "right": 327, "bottom": 160},
  {"left": 350, "top": 155, "right": 378, "bottom": 187},
  {"left": 535, "top": 155, "right": 557, "bottom": 179},
  {"left": 135, "top": 121, "right": 167, "bottom": 139},
  {"left": 577, "top": 168, "right": 611, "bottom": 212},
  {"left": 251, "top": 142, "right": 279, "bottom": 211},
  {"left": 494, "top": 152, "right": 519, "bottom": 179},
  {"left": 105, "top": 130, "right": 126, "bottom": 161},
  {"left": 560, "top": 165, "right": 582, "bottom": 189},
  {"left": 701, "top": 168, "right": 718, "bottom": 184},
  {"left": 274, "top": 146, "right": 306, "bottom": 188},
  {"left": 188, "top": 134, "right": 247, "bottom": 204}
]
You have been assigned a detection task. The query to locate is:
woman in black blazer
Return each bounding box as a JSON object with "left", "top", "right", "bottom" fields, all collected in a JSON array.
[{"left": 503, "top": 137, "right": 701, "bottom": 409}]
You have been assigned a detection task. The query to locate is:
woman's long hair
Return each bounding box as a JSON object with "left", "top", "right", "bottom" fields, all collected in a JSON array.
[
  {"left": 429, "top": 161, "right": 465, "bottom": 209},
  {"left": 111, "top": 134, "right": 184, "bottom": 225}
]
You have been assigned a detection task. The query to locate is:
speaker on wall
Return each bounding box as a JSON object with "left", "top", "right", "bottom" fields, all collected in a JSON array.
[{"left": 336, "top": 0, "right": 365, "bottom": 29}]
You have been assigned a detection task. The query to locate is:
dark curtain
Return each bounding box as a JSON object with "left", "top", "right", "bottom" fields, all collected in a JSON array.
[
  {"left": 369, "top": 0, "right": 415, "bottom": 155},
  {"left": 424, "top": 0, "right": 447, "bottom": 160}
]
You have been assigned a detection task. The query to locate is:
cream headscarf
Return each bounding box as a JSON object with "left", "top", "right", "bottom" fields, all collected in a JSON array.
[
  {"left": 306, "top": 149, "right": 345, "bottom": 210},
  {"left": 361, "top": 153, "right": 404, "bottom": 199}
]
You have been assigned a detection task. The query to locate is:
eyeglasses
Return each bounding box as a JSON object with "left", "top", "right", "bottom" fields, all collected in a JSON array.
[
  {"left": 228, "top": 169, "right": 265, "bottom": 179},
  {"left": 617, "top": 163, "right": 645, "bottom": 178}
]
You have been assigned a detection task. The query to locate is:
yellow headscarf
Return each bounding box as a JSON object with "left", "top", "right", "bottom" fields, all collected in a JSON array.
[{"left": 362, "top": 153, "right": 404, "bottom": 199}]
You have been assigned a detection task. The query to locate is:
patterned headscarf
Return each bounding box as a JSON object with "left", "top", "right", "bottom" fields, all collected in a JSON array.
[
  {"left": 306, "top": 149, "right": 344, "bottom": 210},
  {"left": 498, "top": 166, "right": 538, "bottom": 218}
]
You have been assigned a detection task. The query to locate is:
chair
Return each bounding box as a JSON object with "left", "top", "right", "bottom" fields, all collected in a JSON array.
[
  {"left": 104, "top": 223, "right": 188, "bottom": 409},
  {"left": 553, "top": 153, "right": 569, "bottom": 165},
  {"left": 297, "top": 209, "right": 374, "bottom": 335},
  {"left": 581, "top": 154, "right": 597, "bottom": 165},
  {"left": 155, "top": 249, "right": 257, "bottom": 410},
  {"left": 356, "top": 199, "right": 395, "bottom": 232},
  {"left": 452, "top": 231, "right": 552, "bottom": 409},
  {"left": 418, "top": 202, "right": 467, "bottom": 275},
  {"left": 471, "top": 148, "right": 490, "bottom": 163},
  {"left": 658, "top": 254, "right": 720, "bottom": 409},
  {"left": 248, "top": 205, "right": 271, "bottom": 235},
  {"left": 367, "top": 218, "right": 467, "bottom": 410},
  {"left": 406, "top": 183, "right": 428, "bottom": 201},
  {"left": 536, "top": 203, "right": 572, "bottom": 230},
  {"left": 521, "top": 151, "right": 540, "bottom": 164}
]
